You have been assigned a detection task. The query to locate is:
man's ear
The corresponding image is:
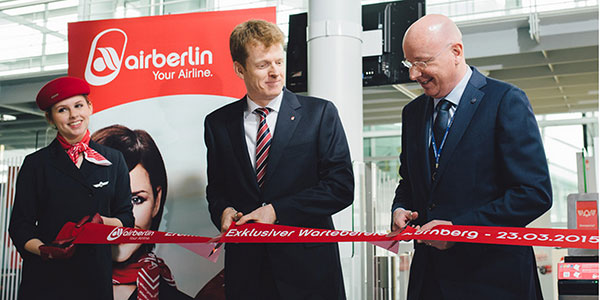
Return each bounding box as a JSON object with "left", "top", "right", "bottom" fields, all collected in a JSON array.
[
  {"left": 451, "top": 42, "right": 464, "bottom": 64},
  {"left": 233, "top": 61, "right": 245, "bottom": 80}
]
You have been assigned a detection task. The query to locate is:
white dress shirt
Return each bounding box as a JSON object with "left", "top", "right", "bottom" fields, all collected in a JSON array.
[{"left": 244, "top": 91, "right": 284, "bottom": 169}]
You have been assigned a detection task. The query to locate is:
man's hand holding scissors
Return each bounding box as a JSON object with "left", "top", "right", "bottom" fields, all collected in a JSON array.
[{"left": 211, "top": 208, "right": 244, "bottom": 257}]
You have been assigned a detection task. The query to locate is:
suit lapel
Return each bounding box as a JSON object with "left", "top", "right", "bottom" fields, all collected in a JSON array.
[
  {"left": 262, "top": 89, "right": 302, "bottom": 187},
  {"left": 432, "top": 68, "right": 486, "bottom": 190},
  {"left": 226, "top": 98, "right": 259, "bottom": 190},
  {"left": 48, "top": 139, "right": 92, "bottom": 191}
]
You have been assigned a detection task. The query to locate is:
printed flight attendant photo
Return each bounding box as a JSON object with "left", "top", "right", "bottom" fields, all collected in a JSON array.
[
  {"left": 91, "top": 124, "right": 193, "bottom": 300},
  {"left": 8, "top": 76, "right": 134, "bottom": 300}
]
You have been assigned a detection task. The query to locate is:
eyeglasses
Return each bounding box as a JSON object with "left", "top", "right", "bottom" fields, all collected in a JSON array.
[{"left": 402, "top": 43, "right": 453, "bottom": 70}]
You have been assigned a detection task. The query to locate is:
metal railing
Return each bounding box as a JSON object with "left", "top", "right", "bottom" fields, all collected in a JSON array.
[
  {"left": 0, "top": 157, "right": 23, "bottom": 300},
  {"left": 364, "top": 161, "right": 413, "bottom": 300},
  {"left": 427, "top": 0, "right": 598, "bottom": 21}
]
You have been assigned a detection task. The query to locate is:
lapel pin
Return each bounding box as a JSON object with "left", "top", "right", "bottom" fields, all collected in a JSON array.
[
  {"left": 291, "top": 116, "right": 295, "bottom": 121},
  {"left": 470, "top": 98, "right": 477, "bottom": 104}
]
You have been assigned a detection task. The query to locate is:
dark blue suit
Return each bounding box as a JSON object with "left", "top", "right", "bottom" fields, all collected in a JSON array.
[
  {"left": 392, "top": 67, "right": 552, "bottom": 299},
  {"left": 204, "top": 88, "right": 353, "bottom": 299}
]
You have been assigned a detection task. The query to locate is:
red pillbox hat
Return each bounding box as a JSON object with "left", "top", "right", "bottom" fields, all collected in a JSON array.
[{"left": 36, "top": 76, "right": 90, "bottom": 110}]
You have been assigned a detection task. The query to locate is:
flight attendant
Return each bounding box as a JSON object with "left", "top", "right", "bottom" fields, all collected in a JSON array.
[{"left": 9, "top": 76, "right": 134, "bottom": 300}]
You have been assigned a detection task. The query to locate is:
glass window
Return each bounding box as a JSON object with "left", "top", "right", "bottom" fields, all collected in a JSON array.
[{"left": 542, "top": 123, "right": 587, "bottom": 227}]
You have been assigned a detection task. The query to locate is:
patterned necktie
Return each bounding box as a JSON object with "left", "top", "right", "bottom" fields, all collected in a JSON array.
[
  {"left": 433, "top": 99, "right": 453, "bottom": 147},
  {"left": 431, "top": 99, "right": 453, "bottom": 175},
  {"left": 255, "top": 107, "right": 272, "bottom": 188},
  {"left": 56, "top": 130, "right": 112, "bottom": 166}
]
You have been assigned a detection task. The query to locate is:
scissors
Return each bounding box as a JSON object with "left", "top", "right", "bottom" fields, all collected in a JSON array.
[
  {"left": 384, "top": 220, "right": 414, "bottom": 251},
  {"left": 209, "top": 214, "right": 244, "bottom": 257},
  {"left": 208, "top": 241, "right": 223, "bottom": 257}
]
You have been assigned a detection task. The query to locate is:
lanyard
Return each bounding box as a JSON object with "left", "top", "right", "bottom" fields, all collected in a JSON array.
[{"left": 431, "top": 113, "right": 456, "bottom": 169}]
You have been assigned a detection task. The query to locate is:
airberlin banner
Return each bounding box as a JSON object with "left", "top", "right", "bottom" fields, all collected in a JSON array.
[
  {"left": 68, "top": 8, "right": 276, "bottom": 298},
  {"left": 68, "top": 7, "right": 275, "bottom": 112}
]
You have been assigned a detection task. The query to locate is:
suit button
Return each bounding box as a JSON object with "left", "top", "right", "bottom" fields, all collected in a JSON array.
[
  {"left": 88, "top": 193, "right": 92, "bottom": 197},
  {"left": 428, "top": 203, "right": 436, "bottom": 211}
]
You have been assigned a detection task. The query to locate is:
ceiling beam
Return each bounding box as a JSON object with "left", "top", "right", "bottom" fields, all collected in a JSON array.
[
  {"left": 468, "top": 46, "right": 598, "bottom": 70},
  {"left": 0, "top": 104, "right": 44, "bottom": 116},
  {"left": 489, "top": 61, "right": 598, "bottom": 80},
  {"left": 507, "top": 73, "right": 599, "bottom": 89},
  {"left": 364, "top": 116, "right": 402, "bottom": 125},
  {"left": 0, "top": 11, "right": 66, "bottom": 40},
  {"left": 364, "top": 102, "right": 409, "bottom": 110},
  {"left": 0, "top": 0, "right": 59, "bottom": 11}
]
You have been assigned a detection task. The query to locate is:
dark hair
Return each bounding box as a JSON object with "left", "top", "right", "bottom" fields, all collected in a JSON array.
[
  {"left": 91, "top": 124, "right": 167, "bottom": 231},
  {"left": 230, "top": 19, "right": 284, "bottom": 67}
]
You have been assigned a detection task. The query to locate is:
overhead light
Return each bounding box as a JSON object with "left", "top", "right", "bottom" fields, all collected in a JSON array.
[
  {"left": 0, "top": 114, "right": 16, "bottom": 121},
  {"left": 587, "top": 90, "right": 598, "bottom": 95},
  {"left": 43, "top": 64, "right": 69, "bottom": 71}
]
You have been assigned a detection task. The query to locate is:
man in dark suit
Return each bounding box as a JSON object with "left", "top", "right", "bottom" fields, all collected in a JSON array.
[
  {"left": 391, "top": 14, "right": 552, "bottom": 299},
  {"left": 204, "top": 19, "right": 353, "bottom": 300}
]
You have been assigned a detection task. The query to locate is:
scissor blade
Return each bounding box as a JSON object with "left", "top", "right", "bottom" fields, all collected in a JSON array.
[
  {"left": 387, "top": 220, "right": 413, "bottom": 238},
  {"left": 208, "top": 242, "right": 223, "bottom": 257}
]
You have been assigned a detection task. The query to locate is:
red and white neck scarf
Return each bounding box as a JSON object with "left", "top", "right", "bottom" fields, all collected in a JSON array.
[
  {"left": 57, "top": 130, "right": 111, "bottom": 166},
  {"left": 113, "top": 252, "right": 177, "bottom": 300}
]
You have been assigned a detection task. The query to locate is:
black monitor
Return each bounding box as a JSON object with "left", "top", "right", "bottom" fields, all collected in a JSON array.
[
  {"left": 286, "top": 0, "right": 425, "bottom": 93},
  {"left": 286, "top": 12, "right": 308, "bottom": 93}
]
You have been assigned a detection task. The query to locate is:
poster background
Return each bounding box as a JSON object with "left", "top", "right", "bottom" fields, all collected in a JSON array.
[
  {"left": 89, "top": 95, "right": 232, "bottom": 294},
  {"left": 69, "top": 7, "right": 276, "bottom": 296}
]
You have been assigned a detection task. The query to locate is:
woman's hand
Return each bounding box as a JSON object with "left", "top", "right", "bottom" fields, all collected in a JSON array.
[{"left": 39, "top": 243, "right": 75, "bottom": 260}]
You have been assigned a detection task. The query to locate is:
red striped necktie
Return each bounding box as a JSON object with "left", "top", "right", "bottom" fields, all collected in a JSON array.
[{"left": 255, "top": 107, "right": 272, "bottom": 188}]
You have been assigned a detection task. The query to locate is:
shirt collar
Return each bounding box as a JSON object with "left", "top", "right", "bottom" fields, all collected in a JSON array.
[
  {"left": 245, "top": 90, "right": 284, "bottom": 117},
  {"left": 434, "top": 66, "right": 473, "bottom": 107}
]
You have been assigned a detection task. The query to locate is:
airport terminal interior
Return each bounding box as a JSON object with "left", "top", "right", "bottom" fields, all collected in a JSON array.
[{"left": 0, "top": 0, "right": 598, "bottom": 299}]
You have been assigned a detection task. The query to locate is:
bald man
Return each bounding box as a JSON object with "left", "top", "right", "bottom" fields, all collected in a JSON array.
[{"left": 390, "top": 14, "right": 552, "bottom": 299}]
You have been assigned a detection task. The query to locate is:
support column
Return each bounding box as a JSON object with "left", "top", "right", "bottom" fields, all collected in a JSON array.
[
  {"left": 308, "top": 0, "right": 363, "bottom": 161},
  {"left": 307, "top": 1, "right": 364, "bottom": 298}
]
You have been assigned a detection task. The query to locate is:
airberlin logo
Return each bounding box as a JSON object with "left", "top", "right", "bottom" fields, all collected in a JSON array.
[
  {"left": 84, "top": 28, "right": 214, "bottom": 86},
  {"left": 107, "top": 227, "right": 124, "bottom": 241},
  {"left": 106, "top": 226, "right": 155, "bottom": 241},
  {"left": 85, "top": 28, "right": 127, "bottom": 86}
]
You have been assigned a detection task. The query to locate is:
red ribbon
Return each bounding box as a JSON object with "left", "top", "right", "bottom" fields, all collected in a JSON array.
[
  {"left": 66, "top": 222, "right": 598, "bottom": 252},
  {"left": 219, "top": 223, "right": 598, "bottom": 250}
]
